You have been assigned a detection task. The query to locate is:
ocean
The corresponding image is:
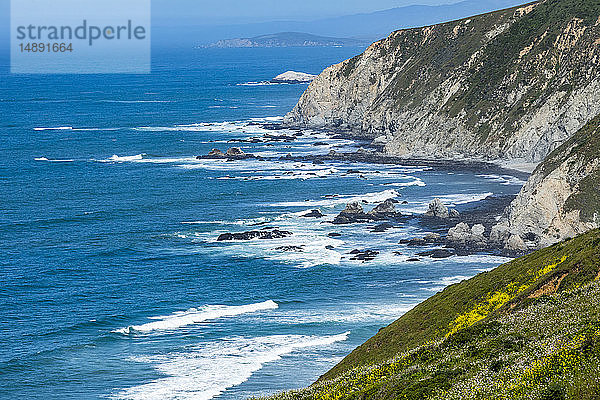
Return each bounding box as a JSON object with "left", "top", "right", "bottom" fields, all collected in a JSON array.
[{"left": 0, "top": 46, "right": 524, "bottom": 399}]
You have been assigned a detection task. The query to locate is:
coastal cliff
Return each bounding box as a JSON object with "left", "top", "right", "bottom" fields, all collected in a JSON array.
[
  {"left": 285, "top": 0, "right": 600, "bottom": 163},
  {"left": 492, "top": 114, "right": 600, "bottom": 249}
]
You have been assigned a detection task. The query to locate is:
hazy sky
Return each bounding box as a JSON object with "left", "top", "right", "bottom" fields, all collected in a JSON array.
[{"left": 152, "top": 0, "right": 462, "bottom": 24}]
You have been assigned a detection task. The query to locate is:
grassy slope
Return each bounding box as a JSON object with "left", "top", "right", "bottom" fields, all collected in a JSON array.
[
  {"left": 322, "top": 229, "right": 600, "bottom": 380},
  {"left": 260, "top": 229, "right": 600, "bottom": 400}
]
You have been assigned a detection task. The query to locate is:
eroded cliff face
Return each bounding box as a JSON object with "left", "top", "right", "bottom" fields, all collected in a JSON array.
[
  {"left": 285, "top": 0, "right": 600, "bottom": 163},
  {"left": 492, "top": 115, "right": 600, "bottom": 249}
]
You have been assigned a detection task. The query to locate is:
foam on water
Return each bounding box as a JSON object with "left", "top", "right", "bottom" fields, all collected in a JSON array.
[
  {"left": 33, "top": 126, "right": 73, "bottom": 131},
  {"left": 133, "top": 120, "right": 284, "bottom": 135},
  {"left": 274, "top": 304, "right": 415, "bottom": 324},
  {"left": 113, "top": 332, "right": 350, "bottom": 400},
  {"left": 34, "top": 157, "right": 75, "bottom": 162},
  {"left": 269, "top": 189, "right": 400, "bottom": 208},
  {"left": 114, "top": 300, "right": 278, "bottom": 334},
  {"left": 477, "top": 174, "right": 527, "bottom": 186},
  {"left": 103, "top": 154, "right": 146, "bottom": 163}
]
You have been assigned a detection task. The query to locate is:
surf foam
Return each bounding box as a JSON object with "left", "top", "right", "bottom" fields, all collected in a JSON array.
[
  {"left": 113, "top": 332, "right": 349, "bottom": 400},
  {"left": 114, "top": 300, "right": 278, "bottom": 334}
]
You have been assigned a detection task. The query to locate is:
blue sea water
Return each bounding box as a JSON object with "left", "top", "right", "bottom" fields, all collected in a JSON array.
[{"left": 0, "top": 47, "right": 525, "bottom": 399}]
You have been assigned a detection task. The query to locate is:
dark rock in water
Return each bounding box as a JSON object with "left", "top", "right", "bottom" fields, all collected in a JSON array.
[
  {"left": 417, "top": 249, "right": 455, "bottom": 259},
  {"left": 346, "top": 169, "right": 362, "bottom": 174},
  {"left": 399, "top": 238, "right": 428, "bottom": 246},
  {"left": 349, "top": 249, "right": 379, "bottom": 261},
  {"left": 313, "top": 142, "right": 329, "bottom": 146},
  {"left": 208, "top": 148, "right": 225, "bottom": 157},
  {"left": 226, "top": 147, "right": 245, "bottom": 156},
  {"left": 217, "top": 229, "right": 293, "bottom": 241},
  {"left": 369, "top": 199, "right": 401, "bottom": 219},
  {"left": 407, "top": 258, "right": 421, "bottom": 262},
  {"left": 264, "top": 133, "right": 297, "bottom": 142},
  {"left": 198, "top": 147, "right": 256, "bottom": 160},
  {"left": 333, "top": 202, "right": 370, "bottom": 224},
  {"left": 325, "top": 245, "right": 335, "bottom": 250},
  {"left": 333, "top": 199, "right": 402, "bottom": 224},
  {"left": 393, "top": 251, "right": 403, "bottom": 256},
  {"left": 372, "top": 223, "right": 394, "bottom": 232},
  {"left": 399, "top": 233, "right": 442, "bottom": 246},
  {"left": 301, "top": 209, "right": 325, "bottom": 218},
  {"left": 402, "top": 201, "right": 409, "bottom": 205},
  {"left": 328, "top": 232, "right": 342, "bottom": 237},
  {"left": 276, "top": 245, "right": 304, "bottom": 252}
]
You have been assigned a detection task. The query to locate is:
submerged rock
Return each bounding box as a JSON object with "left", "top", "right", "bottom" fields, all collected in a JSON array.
[
  {"left": 349, "top": 249, "right": 379, "bottom": 261},
  {"left": 372, "top": 222, "right": 394, "bottom": 232},
  {"left": 417, "top": 249, "right": 455, "bottom": 259},
  {"left": 275, "top": 245, "right": 304, "bottom": 252},
  {"left": 217, "top": 229, "right": 293, "bottom": 241},
  {"left": 301, "top": 209, "right": 325, "bottom": 218}
]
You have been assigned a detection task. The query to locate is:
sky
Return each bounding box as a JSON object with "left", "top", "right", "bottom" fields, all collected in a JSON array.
[
  {"left": 0, "top": 0, "right": 525, "bottom": 50},
  {"left": 151, "top": 0, "right": 463, "bottom": 24}
]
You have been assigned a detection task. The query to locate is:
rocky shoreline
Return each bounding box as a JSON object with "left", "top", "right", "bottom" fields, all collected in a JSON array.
[{"left": 203, "top": 124, "right": 531, "bottom": 261}]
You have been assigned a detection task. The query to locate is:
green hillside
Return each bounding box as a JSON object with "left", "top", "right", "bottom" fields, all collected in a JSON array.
[{"left": 259, "top": 229, "right": 600, "bottom": 400}]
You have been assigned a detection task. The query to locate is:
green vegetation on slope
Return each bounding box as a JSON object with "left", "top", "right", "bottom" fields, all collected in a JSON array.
[{"left": 259, "top": 229, "right": 600, "bottom": 400}]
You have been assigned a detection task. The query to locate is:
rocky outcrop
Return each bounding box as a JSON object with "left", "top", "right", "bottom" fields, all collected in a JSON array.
[
  {"left": 424, "top": 198, "right": 460, "bottom": 219},
  {"left": 198, "top": 148, "right": 256, "bottom": 160},
  {"left": 217, "top": 229, "right": 293, "bottom": 241},
  {"left": 285, "top": 0, "right": 600, "bottom": 163},
  {"left": 447, "top": 222, "right": 488, "bottom": 246},
  {"left": 271, "top": 71, "right": 317, "bottom": 84},
  {"left": 492, "top": 114, "right": 600, "bottom": 249},
  {"left": 333, "top": 199, "right": 402, "bottom": 224}
]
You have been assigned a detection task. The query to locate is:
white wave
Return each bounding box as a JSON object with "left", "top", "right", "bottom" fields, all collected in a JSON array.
[
  {"left": 217, "top": 167, "right": 340, "bottom": 181},
  {"left": 452, "top": 254, "right": 513, "bottom": 264},
  {"left": 399, "top": 192, "right": 494, "bottom": 214},
  {"left": 113, "top": 300, "right": 278, "bottom": 334},
  {"left": 275, "top": 304, "right": 414, "bottom": 324},
  {"left": 237, "top": 81, "right": 293, "bottom": 86},
  {"left": 34, "top": 157, "right": 74, "bottom": 162},
  {"left": 113, "top": 332, "right": 349, "bottom": 400},
  {"left": 34, "top": 126, "right": 73, "bottom": 131},
  {"left": 386, "top": 177, "right": 426, "bottom": 188},
  {"left": 133, "top": 120, "right": 284, "bottom": 135},
  {"left": 477, "top": 174, "right": 526, "bottom": 186},
  {"left": 250, "top": 116, "right": 284, "bottom": 122},
  {"left": 437, "top": 192, "right": 494, "bottom": 205},
  {"left": 103, "top": 154, "right": 145, "bottom": 163},
  {"left": 98, "top": 100, "right": 172, "bottom": 103},
  {"left": 269, "top": 189, "right": 400, "bottom": 208},
  {"left": 180, "top": 216, "right": 273, "bottom": 226}
]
